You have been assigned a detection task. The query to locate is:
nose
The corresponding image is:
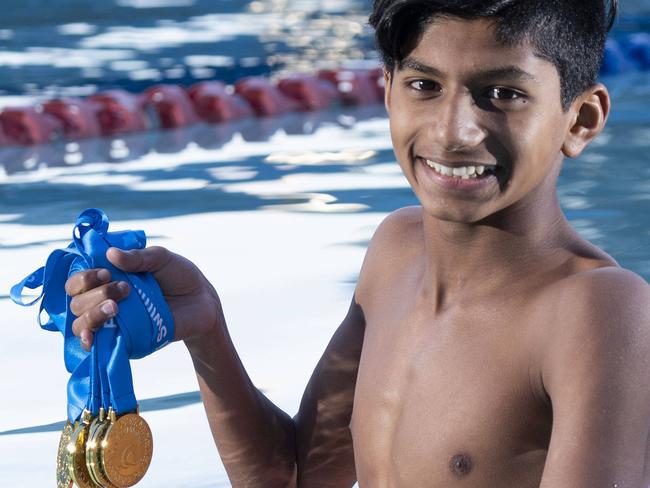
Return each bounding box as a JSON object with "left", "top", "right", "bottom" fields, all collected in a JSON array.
[{"left": 430, "top": 91, "right": 485, "bottom": 152}]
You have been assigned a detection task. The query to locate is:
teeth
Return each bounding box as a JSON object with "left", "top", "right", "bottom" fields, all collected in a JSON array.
[{"left": 425, "top": 159, "right": 493, "bottom": 179}]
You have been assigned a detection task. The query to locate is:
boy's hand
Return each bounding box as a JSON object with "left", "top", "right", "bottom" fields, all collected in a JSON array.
[{"left": 66, "top": 246, "right": 222, "bottom": 352}]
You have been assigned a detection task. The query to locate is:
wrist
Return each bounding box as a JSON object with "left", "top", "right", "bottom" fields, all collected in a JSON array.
[{"left": 183, "top": 299, "right": 227, "bottom": 358}]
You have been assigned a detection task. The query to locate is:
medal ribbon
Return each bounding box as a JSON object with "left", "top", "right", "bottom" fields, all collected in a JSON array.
[
  {"left": 10, "top": 208, "right": 175, "bottom": 421},
  {"left": 94, "top": 325, "right": 112, "bottom": 413},
  {"left": 89, "top": 334, "right": 101, "bottom": 417}
]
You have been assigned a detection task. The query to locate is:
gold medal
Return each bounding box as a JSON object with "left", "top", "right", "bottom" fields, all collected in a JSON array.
[
  {"left": 56, "top": 420, "right": 74, "bottom": 488},
  {"left": 99, "top": 410, "right": 153, "bottom": 487},
  {"left": 85, "top": 413, "right": 103, "bottom": 487},
  {"left": 87, "top": 408, "right": 118, "bottom": 488},
  {"left": 66, "top": 409, "right": 96, "bottom": 488}
]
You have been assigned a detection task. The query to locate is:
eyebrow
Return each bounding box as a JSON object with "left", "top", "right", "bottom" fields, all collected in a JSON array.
[
  {"left": 398, "top": 58, "right": 445, "bottom": 78},
  {"left": 398, "top": 57, "right": 539, "bottom": 84}
]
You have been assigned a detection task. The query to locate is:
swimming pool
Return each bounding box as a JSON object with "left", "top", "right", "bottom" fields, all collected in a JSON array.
[{"left": 0, "top": 1, "right": 648, "bottom": 486}]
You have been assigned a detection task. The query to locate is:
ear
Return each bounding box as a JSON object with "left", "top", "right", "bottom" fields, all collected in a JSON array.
[
  {"left": 383, "top": 68, "right": 392, "bottom": 115},
  {"left": 562, "top": 83, "right": 610, "bottom": 158}
]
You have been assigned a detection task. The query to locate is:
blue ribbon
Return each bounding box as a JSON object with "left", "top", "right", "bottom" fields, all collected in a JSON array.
[
  {"left": 89, "top": 335, "right": 101, "bottom": 417},
  {"left": 96, "top": 326, "right": 112, "bottom": 412},
  {"left": 11, "top": 208, "right": 175, "bottom": 421}
]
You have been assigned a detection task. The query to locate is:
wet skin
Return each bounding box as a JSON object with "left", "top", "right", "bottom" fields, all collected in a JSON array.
[{"left": 65, "top": 18, "right": 650, "bottom": 488}]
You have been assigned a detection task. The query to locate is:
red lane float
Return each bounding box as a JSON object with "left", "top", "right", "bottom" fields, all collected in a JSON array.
[
  {"left": 277, "top": 74, "right": 339, "bottom": 111},
  {"left": 42, "top": 98, "right": 103, "bottom": 140},
  {"left": 0, "top": 107, "right": 62, "bottom": 145},
  {"left": 318, "top": 69, "right": 381, "bottom": 105},
  {"left": 188, "top": 81, "right": 253, "bottom": 123},
  {"left": 0, "top": 104, "right": 388, "bottom": 173},
  {"left": 235, "top": 77, "right": 302, "bottom": 117},
  {"left": 88, "top": 90, "right": 149, "bottom": 136},
  {"left": 0, "top": 66, "right": 385, "bottom": 146},
  {"left": 142, "top": 84, "right": 199, "bottom": 129}
]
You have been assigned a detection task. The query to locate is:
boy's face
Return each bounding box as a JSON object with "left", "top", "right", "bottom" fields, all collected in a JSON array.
[{"left": 385, "top": 18, "right": 578, "bottom": 224}]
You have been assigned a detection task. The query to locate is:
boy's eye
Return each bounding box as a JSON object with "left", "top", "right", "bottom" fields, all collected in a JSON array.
[
  {"left": 408, "top": 79, "right": 442, "bottom": 93},
  {"left": 485, "top": 87, "right": 524, "bottom": 100}
]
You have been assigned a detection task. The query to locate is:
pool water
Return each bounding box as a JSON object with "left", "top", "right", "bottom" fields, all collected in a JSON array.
[{"left": 0, "top": 1, "right": 648, "bottom": 486}]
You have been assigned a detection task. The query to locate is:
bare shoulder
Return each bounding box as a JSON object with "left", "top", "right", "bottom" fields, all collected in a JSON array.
[
  {"left": 541, "top": 266, "right": 650, "bottom": 388},
  {"left": 370, "top": 205, "right": 423, "bottom": 242},
  {"left": 557, "top": 266, "right": 650, "bottom": 324},
  {"left": 355, "top": 206, "right": 423, "bottom": 305},
  {"left": 533, "top": 266, "right": 650, "bottom": 486}
]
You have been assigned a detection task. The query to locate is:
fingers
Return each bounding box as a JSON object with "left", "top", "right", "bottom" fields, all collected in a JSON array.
[
  {"left": 106, "top": 246, "right": 172, "bottom": 274},
  {"left": 69, "top": 280, "right": 130, "bottom": 317},
  {"left": 69, "top": 281, "right": 130, "bottom": 352},
  {"left": 65, "top": 268, "right": 111, "bottom": 296},
  {"left": 67, "top": 271, "right": 130, "bottom": 352},
  {"left": 71, "top": 299, "right": 117, "bottom": 351}
]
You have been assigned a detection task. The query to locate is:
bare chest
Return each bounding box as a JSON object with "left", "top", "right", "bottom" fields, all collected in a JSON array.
[{"left": 351, "top": 297, "right": 552, "bottom": 487}]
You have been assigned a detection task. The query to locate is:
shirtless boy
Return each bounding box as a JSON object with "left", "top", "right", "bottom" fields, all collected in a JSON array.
[{"left": 65, "top": 0, "right": 650, "bottom": 486}]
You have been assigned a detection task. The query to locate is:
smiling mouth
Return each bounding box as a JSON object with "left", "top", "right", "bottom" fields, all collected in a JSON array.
[{"left": 423, "top": 158, "right": 499, "bottom": 180}]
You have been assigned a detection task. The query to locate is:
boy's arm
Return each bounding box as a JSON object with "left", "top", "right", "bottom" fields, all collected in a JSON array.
[
  {"left": 539, "top": 268, "right": 650, "bottom": 487},
  {"left": 186, "top": 315, "right": 298, "bottom": 486},
  {"left": 186, "top": 295, "right": 365, "bottom": 488},
  {"left": 293, "top": 297, "right": 365, "bottom": 487},
  {"left": 187, "top": 209, "right": 403, "bottom": 487}
]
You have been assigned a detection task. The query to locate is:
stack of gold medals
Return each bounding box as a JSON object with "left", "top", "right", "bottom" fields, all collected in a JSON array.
[
  {"left": 9, "top": 209, "right": 172, "bottom": 488},
  {"left": 56, "top": 330, "right": 153, "bottom": 488}
]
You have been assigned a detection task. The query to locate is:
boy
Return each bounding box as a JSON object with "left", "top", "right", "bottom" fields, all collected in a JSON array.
[{"left": 66, "top": 0, "right": 650, "bottom": 486}]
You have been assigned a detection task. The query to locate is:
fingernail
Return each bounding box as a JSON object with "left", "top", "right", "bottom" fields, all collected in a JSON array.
[
  {"left": 81, "top": 331, "right": 93, "bottom": 350},
  {"left": 97, "top": 269, "right": 110, "bottom": 282},
  {"left": 101, "top": 302, "right": 116, "bottom": 316},
  {"left": 117, "top": 281, "right": 129, "bottom": 293}
]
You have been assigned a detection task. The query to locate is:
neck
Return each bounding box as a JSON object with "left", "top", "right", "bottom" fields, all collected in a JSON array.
[{"left": 420, "top": 182, "right": 571, "bottom": 307}]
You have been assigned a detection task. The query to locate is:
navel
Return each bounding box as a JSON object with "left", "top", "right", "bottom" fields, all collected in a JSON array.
[{"left": 449, "top": 453, "right": 473, "bottom": 478}]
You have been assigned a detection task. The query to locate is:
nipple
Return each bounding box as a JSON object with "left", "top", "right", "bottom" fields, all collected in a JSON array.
[{"left": 449, "top": 453, "right": 473, "bottom": 477}]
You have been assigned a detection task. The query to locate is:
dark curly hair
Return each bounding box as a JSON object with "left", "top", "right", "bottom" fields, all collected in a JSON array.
[{"left": 369, "top": 0, "right": 618, "bottom": 110}]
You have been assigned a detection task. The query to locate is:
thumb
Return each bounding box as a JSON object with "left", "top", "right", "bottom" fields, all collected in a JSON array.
[{"left": 106, "top": 246, "right": 172, "bottom": 274}]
